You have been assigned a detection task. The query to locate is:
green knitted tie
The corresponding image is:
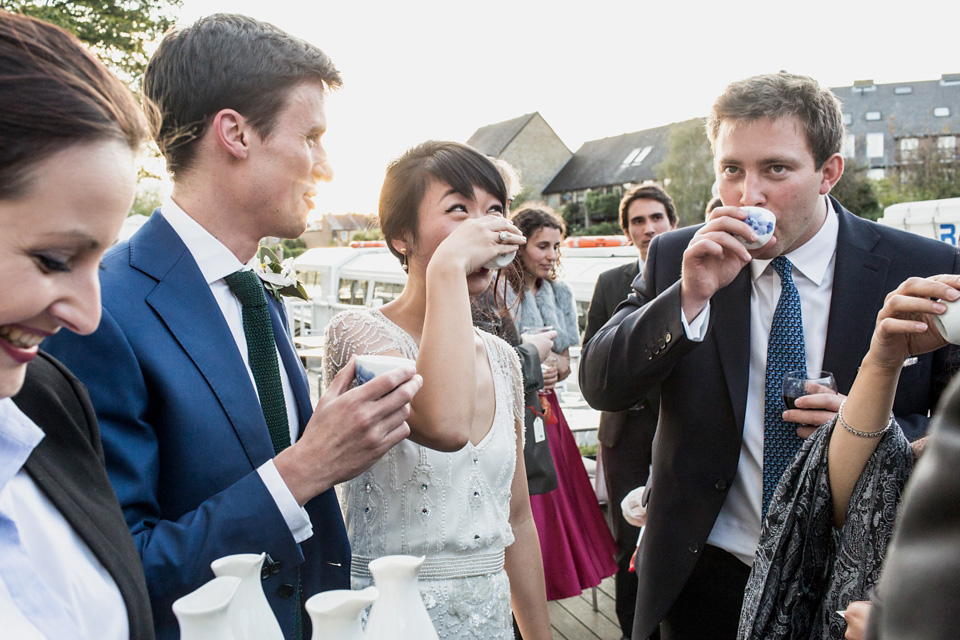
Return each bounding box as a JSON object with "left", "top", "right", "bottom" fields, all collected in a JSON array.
[
  {"left": 224, "top": 270, "right": 291, "bottom": 454},
  {"left": 225, "top": 270, "right": 301, "bottom": 639}
]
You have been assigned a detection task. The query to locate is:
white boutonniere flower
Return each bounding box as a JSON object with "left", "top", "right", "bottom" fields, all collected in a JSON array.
[{"left": 254, "top": 246, "right": 309, "bottom": 302}]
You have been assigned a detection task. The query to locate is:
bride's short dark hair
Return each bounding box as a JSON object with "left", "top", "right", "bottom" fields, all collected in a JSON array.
[{"left": 378, "top": 140, "right": 507, "bottom": 266}]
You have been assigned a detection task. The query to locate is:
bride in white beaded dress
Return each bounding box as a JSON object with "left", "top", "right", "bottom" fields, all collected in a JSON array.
[{"left": 324, "top": 141, "right": 551, "bottom": 639}]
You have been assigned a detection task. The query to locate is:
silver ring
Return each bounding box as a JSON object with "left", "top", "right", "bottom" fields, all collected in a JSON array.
[{"left": 499, "top": 231, "right": 509, "bottom": 242}]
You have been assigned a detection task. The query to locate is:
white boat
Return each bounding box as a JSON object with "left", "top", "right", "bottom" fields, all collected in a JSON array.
[{"left": 287, "top": 243, "right": 637, "bottom": 338}]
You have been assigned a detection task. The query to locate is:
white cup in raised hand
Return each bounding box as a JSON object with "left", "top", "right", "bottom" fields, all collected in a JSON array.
[{"left": 933, "top": 297, "right": 960, "bottom": 345}]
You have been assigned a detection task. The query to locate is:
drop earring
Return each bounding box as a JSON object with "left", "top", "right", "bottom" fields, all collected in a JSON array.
[{"left": 400, "top": 248, "right": 408, "bottom": 272}]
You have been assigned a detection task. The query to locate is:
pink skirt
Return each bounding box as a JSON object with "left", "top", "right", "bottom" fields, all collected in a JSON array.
[{"left": 530, "top": 390, "right": 618, "bottom": 600}]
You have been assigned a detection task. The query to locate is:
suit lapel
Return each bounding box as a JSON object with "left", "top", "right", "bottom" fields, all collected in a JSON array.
[
  {"left": 823, "top": 202, "right": 889, "bottom": 394},
  {"left": 712, "top": 267, "right": 752, "bottom": 430},
  {"left": 133, "top": 213, "right": 276, "bottom": 465}
]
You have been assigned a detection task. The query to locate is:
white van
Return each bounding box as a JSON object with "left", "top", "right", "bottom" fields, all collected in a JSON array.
[
  {"left": 288, "top": 246, "right": 403, "bottom": 335},
  {"left": 877, "top": 198, "right": 960, "bottom": 246}
]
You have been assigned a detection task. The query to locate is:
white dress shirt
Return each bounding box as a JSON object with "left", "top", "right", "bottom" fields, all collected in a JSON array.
[
  {"left": 685, "top": 198, "right": 839, "bottom": 565},
  {"left": 161, "top": 200, "right": 312, "bottom": 543},
  {"left": 0, "top": 398, "right": 128, "bottom": 640}
]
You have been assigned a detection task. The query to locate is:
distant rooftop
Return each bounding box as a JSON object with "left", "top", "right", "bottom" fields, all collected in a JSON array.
[
  {"left": 466, "top": 113, "right": 538, "bottom": 156},
  {"left": 543, "top": 120, "right": 698, "bottom": 194}
]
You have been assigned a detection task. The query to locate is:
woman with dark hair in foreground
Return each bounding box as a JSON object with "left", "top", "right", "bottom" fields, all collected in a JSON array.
[{"left": 0, "top": 10, "right": 153, "bottom": 639}]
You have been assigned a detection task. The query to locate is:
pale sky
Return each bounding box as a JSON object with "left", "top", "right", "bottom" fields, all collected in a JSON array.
[{"left": 170, "top": 0, "right": 959, "bottom": 215}]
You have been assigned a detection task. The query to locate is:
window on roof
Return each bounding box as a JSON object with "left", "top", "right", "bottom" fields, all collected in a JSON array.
[
  {"left": 894, "top": 86, "right": 913, "bottom": 95},
  {"left": 620, "top": 146, "right": 652, "bottom": 168},
  {"left": 934, "top": 107, "right": 951, "bottom": 117},
  {"left": 865, "top": 111, "right": 882, "bottom": 121},
  {"left": 867, "top": 132, "right": 884, "bottom": 158},
  {"left": 842, "top": 134, "right": 856, "bottom": 158},
  {"left": 842, "top": 113, "right": 853, "bottom": 125}
]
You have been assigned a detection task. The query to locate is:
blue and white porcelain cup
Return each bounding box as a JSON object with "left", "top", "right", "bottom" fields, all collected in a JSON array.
[
  {"left": 738, "top": 206, "right": 776, "bottom": 249},
  {"left": 355, "top": 355, "right": 417, "bottom": 387}
]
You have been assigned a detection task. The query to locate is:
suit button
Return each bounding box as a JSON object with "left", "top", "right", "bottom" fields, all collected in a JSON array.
[
  {"left": 715, "top": 479, "right": 728, "bottom": 492},
  {"left": 646, "top": 350, "right": 653, "bottom": 360},
  {"left": 270, "top": 562, "right": 282, "bottom": 575},
  {"left": 688, "top": 541, "right": 700, "bottom": 554},
  {"left": 665, "top": 331, "right": 672, "bottom": 343},
  {"left": 658, "top": 338, "right": 667, "bottom": 349},
  {"left": 277, "top": 584, "right": 296, "bottom": 599}
]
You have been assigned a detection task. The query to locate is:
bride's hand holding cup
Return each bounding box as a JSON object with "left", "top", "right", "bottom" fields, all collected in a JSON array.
[{"left": 431, "top": 214, "right": 525, "bottom": 275}]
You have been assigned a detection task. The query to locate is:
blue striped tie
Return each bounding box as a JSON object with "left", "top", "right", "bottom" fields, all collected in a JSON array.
[{"left": 762, "top": 256, "right": 807, "bottom": 517}]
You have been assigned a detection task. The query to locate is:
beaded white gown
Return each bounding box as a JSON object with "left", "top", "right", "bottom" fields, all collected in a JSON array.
[{"left": 324, "top": 308, "right": 523, "bottom": 639}]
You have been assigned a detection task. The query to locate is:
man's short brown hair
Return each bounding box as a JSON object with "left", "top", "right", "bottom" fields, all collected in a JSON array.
[
  {"left": 143, "top": 13, "right": 341, "bottom": 179},
  {"left": 706, "top": 72, "right": 844, "bottom": 170}
]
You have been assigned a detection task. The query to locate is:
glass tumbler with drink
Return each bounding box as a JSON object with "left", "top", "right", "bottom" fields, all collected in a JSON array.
[{"left": 782, "top": 370, "right": 838, "bottom": 410}]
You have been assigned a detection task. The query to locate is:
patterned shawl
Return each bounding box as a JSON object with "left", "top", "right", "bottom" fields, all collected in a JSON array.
[{"left": 738, "top": 419, "right": 914, "bottom": 640}]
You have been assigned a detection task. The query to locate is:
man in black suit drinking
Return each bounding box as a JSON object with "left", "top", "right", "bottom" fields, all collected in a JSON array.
[{"left": 580, "top": 71, "right": 960, "bottom": 640}]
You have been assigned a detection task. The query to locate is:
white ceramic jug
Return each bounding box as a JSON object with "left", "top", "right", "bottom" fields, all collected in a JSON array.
[
  {"left": 211, "top": 552, "right": 284, "bottom": 640},
  {"left": 173, "top": 575, "right": 241, "bottom": 640},
  {"left": 363, "top": 555, "right": 439, "bottom": 640},
  {"left": 305, "top": 586, "right": 378, "bottom": 640}
]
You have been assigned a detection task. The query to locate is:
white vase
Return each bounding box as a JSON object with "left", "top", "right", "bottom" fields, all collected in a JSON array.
[
  {"left": 211, "top": 552, "right": 284, "bottom": 640},
  {"left": 305, "top": 586, "right": 378, "bottom": 640},
  {"left": 363, "top": 555, "right": 439, "bottom": 640},
  {"left": 173, "top": 576, "right": 241, "bottom": 640}
]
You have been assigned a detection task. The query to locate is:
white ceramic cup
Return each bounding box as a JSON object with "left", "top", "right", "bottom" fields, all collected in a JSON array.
[
  {"left": 484, "top": 250, "right": 516, "bottom": 270},
  {"left": 354, "top": 355, "right": 417, "bottom": 387},
  {"left": 737, "top": 206, "right": 777, "bottom": 249},
  {"left": 933, "top": 298, "right": 960, "bottom": 345}
]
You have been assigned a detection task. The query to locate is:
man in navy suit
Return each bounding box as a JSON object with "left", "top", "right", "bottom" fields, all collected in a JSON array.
[
  {"left": 579, "top": 72, "right": 960, "bottom": 640},
  {"left": 44, "top": 14, "right": 421, "bottom": 640},
  {"left": 582, "top": 183, "right": 676, "bottom": 639}
]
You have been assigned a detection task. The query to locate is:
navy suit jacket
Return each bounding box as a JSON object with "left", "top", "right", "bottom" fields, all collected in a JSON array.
[
  {"left": 579, "top": 198, "right": 960, "bottom": 639},
  {"left": 45, "top": 211, "right": 349, "bottom": 640}
]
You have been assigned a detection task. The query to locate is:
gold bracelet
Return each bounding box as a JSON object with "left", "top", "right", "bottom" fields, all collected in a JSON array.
[{"left": 837, "top": 398, "right": 893, "bottom": 438}]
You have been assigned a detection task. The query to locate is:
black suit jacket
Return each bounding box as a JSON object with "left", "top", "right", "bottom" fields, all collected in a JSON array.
[
  {"left": 579, "top": 198, "right": 960, "bottom": 639},
  {"left": 583, "top": 260, "right": 659, "bottom": 448},
  {"left": 12, "top": 352, "right": 154, "bottom": 640}
]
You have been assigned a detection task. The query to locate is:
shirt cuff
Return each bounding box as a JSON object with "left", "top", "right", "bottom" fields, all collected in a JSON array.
[
  {"left": 257, "top": 460, "right": 313, "bottom": 544},
  {"left": 681, "top": 301, "right": 711, "bottom": 342}
]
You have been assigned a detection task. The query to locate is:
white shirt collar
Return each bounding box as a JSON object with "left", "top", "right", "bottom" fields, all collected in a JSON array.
[
  {"left": 160, "top": 198, "right": 247, "bottom": 284},
  {"left": 751, "top": 196, "right": 839, "bottom": 286},
  {"left": 0, "top": 398, "right": 44, "bottom": 490}
]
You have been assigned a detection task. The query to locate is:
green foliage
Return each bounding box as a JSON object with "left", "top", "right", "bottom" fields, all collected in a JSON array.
[
  {"left": 573, "top": 221, "right": 621, "bottom": 236},
  {"left": 656, "top": 118, "right": 715, "bottom": 227},
  {"left": 562, "top": 201, "right": 584, "bottom": 230},
  {"left": 578, "top": 443, "right": 598, "bottom": 458},
  {"left": 511, "top": 187, "right": 535, "bottom": 211},
  {"left": 280, "top": 238, "right": 307, "bottom": 260},
  {"left": 874, "top": 142, "right": 960, "bottom": 210},
  {"left": 830, "top": 165, "right": 882, "bottom": 220},
  {"left": 128, "top": 179, "right": 165, "bottom": 217},
  {"left": 3, "top": 0, "right": 182, "bottom": 82},
  {"left": 260, "top": 237, "right": 307, "bottom": 260},
  {"left": 350, "top": 228, "right": 384, "bottom": 242},
  {"left": 584, "top": 190, "right": 621, "bottom": 223}
]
